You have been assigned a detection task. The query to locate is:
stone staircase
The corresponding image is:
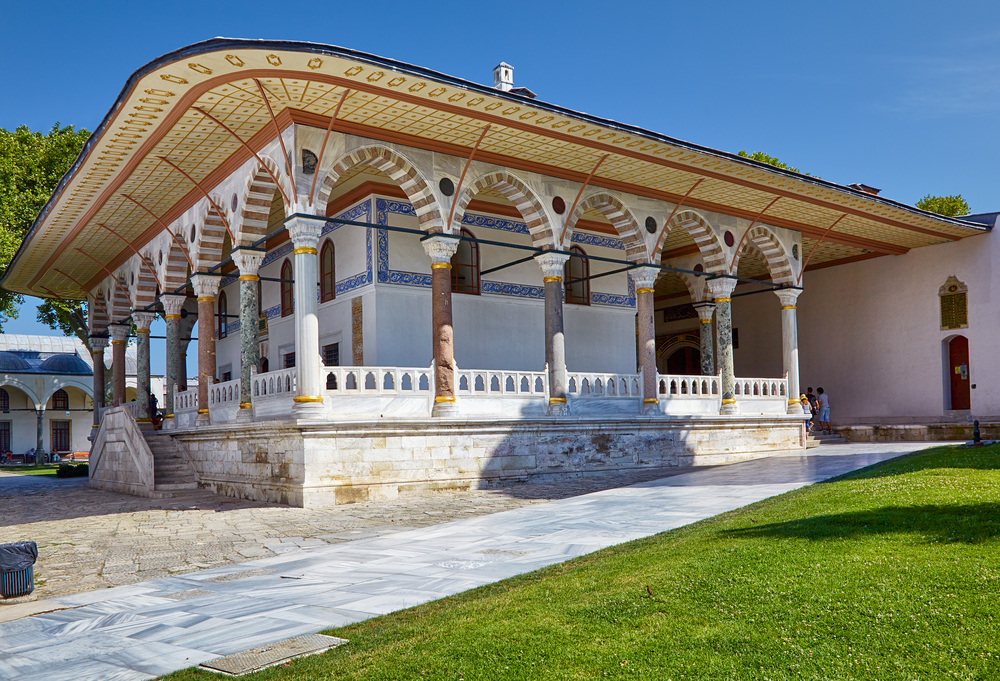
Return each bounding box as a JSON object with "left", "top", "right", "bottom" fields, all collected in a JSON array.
[
  {"left": 806, "top": 430, "right": 848, "bottom": 448},
  {"left": 142, "top": 432, "right": 198, "bottom": 498}
]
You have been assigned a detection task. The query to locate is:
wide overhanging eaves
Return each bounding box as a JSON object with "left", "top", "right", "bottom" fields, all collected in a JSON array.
[{"left": 3, "top": 37, "right": 989, "bottom": 301}]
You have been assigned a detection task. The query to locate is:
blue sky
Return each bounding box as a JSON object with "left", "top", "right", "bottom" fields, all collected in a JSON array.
[{"left": 3, "top": 0, "right": 998, "bottom": 375}]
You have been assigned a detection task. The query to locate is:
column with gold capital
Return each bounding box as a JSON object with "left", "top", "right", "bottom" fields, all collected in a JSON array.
[
  {"left": 190, "top": 274, "right": 220, "bottom": 425},
  {"left": 707, "top": 277, "right": 738, "bottom": 415},
  {"left": 160, "top": 294, "right": 186, "bottom": 424},
  {"left": 775, "top": 287, "right": 804, "bottom": 414},
  {"left": 89, "top": 335, "right": 108, "bottom": 434},
  {"left": 286, "top": 216, "right": 326, "bottom": 420},
  {"left": 133, "top": 311, "right": 157, "bottom": 428},
  {"left": 632, "top": 265, "right": 662, "bottom": 414},
  {"left": 692, "top": 302, "right": 716, "bottom": 376},
  {"left": 108, "top": 323, "right": 131, "bottom": 406},
  {"left": 534, "top": 252, "right": 571, "bottom": 415},
  {"left": 422, "top": 235, "right": 461, "bottom": 417},
  {"left": 232, "top": 248, "right": 265, "bottom": 422}
]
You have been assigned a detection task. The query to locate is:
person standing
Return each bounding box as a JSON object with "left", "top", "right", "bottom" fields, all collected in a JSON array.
[
  {"left": 817, "top": 387, "right": 831, "bottom": 434},
  {"left": 806, "top": 387, "right": 818, "bottom": 433}
]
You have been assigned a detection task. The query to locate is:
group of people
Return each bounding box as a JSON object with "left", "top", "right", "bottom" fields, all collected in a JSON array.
[
  {"left": 799, "top": 387, "right": 832, "bottom": 434},
  {"left": 0, "top": 447, "right": 60, "bottom": 464}
]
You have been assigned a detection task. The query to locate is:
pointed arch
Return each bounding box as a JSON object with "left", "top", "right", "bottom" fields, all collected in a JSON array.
[
  {"left": 106, "top": 274, "right": 133, "bottom": 322},
  {"left": 131, "top": 253, "right": 159, "bottom": 309},
  {"left": 88, "top": 290, "right": 110, "bottom": 334},
  {"left": 193, "top": 202, "right": 227, "bottom": 272},
  {"left": 317, "top": 145, "right": 442, "bottom": 229},
  {"left": 564, "top": 192, "right": 649, "bottom": 262},
  {"left": 659, "top": 210, "right": 727, "bottom": 274},
  {"left": 160, "top": 237, "right": 190, "bottom": 293},
  {"left": 732, "top": 225, "right": 796, "bottom": 286},
  {"left": 452, "top": 170, "right": 555, "bottom": 247},
  {"left": 237, "top": 155, "right": 289, "bottom": 247}
]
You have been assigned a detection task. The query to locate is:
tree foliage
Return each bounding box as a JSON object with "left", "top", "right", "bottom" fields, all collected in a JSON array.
[
  {"left": 737, "top": 150, "right": 817, "bottom": 178},
  {"left": 916, "top": 194, "right": 970, "bottom": 217},
  {"left": 0, "top": 123, "right": 90, "bottom": 333},
  {"left": 36, "top": 298, "right": 89, "bottom": 347}
]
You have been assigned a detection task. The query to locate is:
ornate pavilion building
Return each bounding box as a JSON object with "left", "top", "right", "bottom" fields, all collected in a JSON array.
[{"left": 2, "top": 39, "right": 987, "bottom": 505}]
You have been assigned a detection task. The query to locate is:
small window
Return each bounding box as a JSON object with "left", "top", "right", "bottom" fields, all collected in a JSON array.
[
  {"left": 281, "top": 259, "right": 293, "bottom": 317},
  {"left": 218, "top": 290, "right": 228, "bottom": 339},
  {"left": 0, "top": 422, "right": 9, "bottom": 451},
  {"left": 565, "top": 246, "right": 590, "bottom": 305},
  {"left": 284, "top": 352, "right": 296, "bottom": 369},
  {"left": 52, "top": 389, "right": 69, "bottom": 410},
  {"left": 451, "top": 228, "right": 480, "bottom": 295},
  {"left": 0, "top": 389, "right": 8, "bottom": 412},
  {"left": 320, "top": 240, "right": 336, "bottom": 303},
  {"left": 323, "top": 343, "right": 340, "bottom": 367},
  {"left": 221, "top": 371, "right": 232, "bottom": 382}
]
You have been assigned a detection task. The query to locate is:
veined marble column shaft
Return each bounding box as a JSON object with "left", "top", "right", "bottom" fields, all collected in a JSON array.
[
  {"left": 422, "top": 235, "right": 460, "bottom": 417},
  {"left": 535, "top": 252, "right": 570, "bottom": 415},
  {"left": 191, "top": 274, "right": 220, "bottom": 425},
  {"left": 707, "top": 277, "right": 738, "bottom": 415},
  {"left": 286, "top": 217, "right": 326, "bottom": 420},
  {"left": 133, "top": 312, "right": 157, "bottom": 425},
  {"left": 632, "top": 266, "right": 662, "bottom": 413},
  {"left": 89, "top": 336, "right": 108, "bottom": 432},
  {"left": 775, "top": 287, "right": 804, "bottom": 414},
  {"left": 35, "top": 407, "right": 43, "bottom": 465},
  {"left": 160, "top": 294, "right": 185, "bottom": 421},
  {"left": 232, "top": 248, "right": 265, "bottom": 422},
  {"left": 108, "top": 323, "right": 130, "bottom": 406},
  {"left": 692, "top": 302, "right": 716, "bottom": 376}
]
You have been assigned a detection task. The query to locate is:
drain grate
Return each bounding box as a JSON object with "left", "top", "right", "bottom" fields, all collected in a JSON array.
[{"left": 200, "top": 633, "right": 347, "bottom": 676}]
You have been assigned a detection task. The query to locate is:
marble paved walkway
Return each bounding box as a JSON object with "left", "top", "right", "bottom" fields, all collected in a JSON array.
[{"left": 0, "top": 442, "right": 935, "bottom": 680}]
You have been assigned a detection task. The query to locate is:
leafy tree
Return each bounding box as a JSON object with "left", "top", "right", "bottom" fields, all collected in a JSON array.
[
  {"left": 737, "top": 150, "right": 818, "bottom": 178},
  {"left": 36, "top": 298, "right": 89, "bottom": 347},
  {"left": 0, "top": 123, "right": 90, "bottom": 333},
  {"left": 916, "top": 194, "right": 970, "bottom": 217}
]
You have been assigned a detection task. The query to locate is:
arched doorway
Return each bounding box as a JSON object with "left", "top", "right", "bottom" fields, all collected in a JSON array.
[
  {"left": 666, "top": 347, "right": 700, "bottom": 375},
  {"left": 946, "top": 335, "right": 970, "bottom": 410}
]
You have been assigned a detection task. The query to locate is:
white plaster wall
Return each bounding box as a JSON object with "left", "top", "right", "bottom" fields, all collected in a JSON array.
[
  {"left": 797, "top": 230, "right": 999, "bottom": 421},
  {"left": 731, "top": 292, "right": 783, "bottom": 379}
]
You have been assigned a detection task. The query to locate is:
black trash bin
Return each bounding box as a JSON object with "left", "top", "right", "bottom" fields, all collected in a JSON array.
[{"left": 0, "top": 541, "right": 38, "bottom": 598}]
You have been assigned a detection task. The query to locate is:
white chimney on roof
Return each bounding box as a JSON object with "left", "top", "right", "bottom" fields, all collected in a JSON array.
[{"left": 493, "top": 62, "right": 514, "bottom": 92}]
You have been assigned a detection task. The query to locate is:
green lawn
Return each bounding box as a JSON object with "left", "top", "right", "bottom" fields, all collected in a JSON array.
[
  {"left": 163, "top": 445, "right": 1000, "bottom": 680},
  {"left": 0, "top": 464, "right": 60, "bottom": 477}
]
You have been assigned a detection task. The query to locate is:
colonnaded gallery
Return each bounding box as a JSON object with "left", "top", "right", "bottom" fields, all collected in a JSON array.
[{"left": 4, "top": 38, "right": 993, "bottom": 506}]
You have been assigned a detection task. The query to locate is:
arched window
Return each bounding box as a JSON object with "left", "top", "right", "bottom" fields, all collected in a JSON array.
[
  {"left": 0, "top": 389, "right": 8, "bottom": 412},
  {"left": 218, "top": 291, "right": 228, "bottom": 339},
  {"left": 52, "top": 389, "right": 69, "bottom": 410},
  {"left": 281, "top": 259, "right": 293, "bottom": 317},
  {"left": 451, "top": 229, "right": 480, "bottom": 295},
  {"left": 565, "top": 246, "right": 590, "bottom": 305},
  {"left": 320, "top": 240, "right": 336, "bottom": 302}
]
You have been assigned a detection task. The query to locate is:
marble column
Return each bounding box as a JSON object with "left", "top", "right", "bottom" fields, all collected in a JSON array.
[
  {"left": 692, "top": 302, "right": 716, "bottom": 376},
  {"left": 191, "top": 274, "right": 220, "bottom": 425},
  {"left": 286, "top": 216, "right": 326, "bottom": 420},
  {"left": 707, "top": 277, "right": 738, "bottom": 415},
  {"left": 89, "top": 336, "right": 108, "bottom": 435},
  {"left": 35, "top": 407, "right": 44, "bottom": 465},
  {"left": 775, "top": 287, "right": 804, "bottom": 415},
  {"left": 632, "top": 266, "right": 661, "bottom": 414},
  {"left": 422, "top": 235, "right": 461, "bottom": 417},
  {"left": 232, "top": 248, "right": 265, "bottom": 422},
  {"left": 534, "top": 252, "right": 570, "bottom": 415},
  {"left": 160, "top": 294, "right": 185, "bottom": 425},
  {"left": 133, "top": 312, "right": 156, "bottom": 428},
  {"left": 108, "top": 323, "right": 130, "bottom": 406}
]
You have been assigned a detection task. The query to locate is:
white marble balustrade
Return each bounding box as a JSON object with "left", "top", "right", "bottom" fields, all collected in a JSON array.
[{"left": 207, "top": 377, "right": 242, "bottom": 423}]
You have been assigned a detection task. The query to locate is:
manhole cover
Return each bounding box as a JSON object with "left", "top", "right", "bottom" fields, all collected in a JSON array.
[{"left": 200, "top": 633, "right": 347, "bottom": 676}]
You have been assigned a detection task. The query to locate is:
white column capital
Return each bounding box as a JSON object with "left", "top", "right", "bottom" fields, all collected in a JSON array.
[
  {"left": 631, "top": 265, "right": 661, "bottom": 291},
  {"left": 692, "top": 301, "right": 716, "bottom": 322},
  {"left": 774, "top": 287, "right": 803, "bottom": 308},
  {"left": 159, "top": 294, "right": 186, "bottom": 318},
  {"left": 108, "top": 323, "right": 131, "bottom": 343},
  {"left": 231, "top": 247, "right": 266, "bottom": 277},
  {"left": 89, "top": 336, "right": 109, "bottom": 353},
  {"left": 190, "top": 273, "right": 221, "bottom": 299},
  {"left": 422, "top": 235, "right": 460, "bottom": 264},
  {"left": 534, "top": 252, "right": 570, "bottom": 279},
  {"left": 706, "top": 276, "right": 738, "bottom": 300},
  {"left": 286, "top": 215, "right": 323, "bottom": 250},
  {"left": 133, "top": 312, "right": 157, "bottom": 332}
]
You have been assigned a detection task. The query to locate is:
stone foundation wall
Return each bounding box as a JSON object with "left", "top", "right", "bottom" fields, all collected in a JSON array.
[
  {"left": 170, "top": 416, "right": 805, "bottom": 508},
  {"left": 89, "top": 407, "right": 154, "bottom": 497},
  {"left": 838, "top": 423, "right": 997, "bottom": 443}
]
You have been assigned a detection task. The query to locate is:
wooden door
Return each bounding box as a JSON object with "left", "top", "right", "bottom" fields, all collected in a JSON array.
[
  {"left": 667, "top": 347, "right": 700, "bottom": 375},
  {"left": 949, "top": 336, "right": 971, "bottom": 410}
]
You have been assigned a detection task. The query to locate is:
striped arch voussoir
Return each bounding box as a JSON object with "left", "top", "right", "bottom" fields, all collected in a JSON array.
[
  {"left": 132, "top": 259, "right": 159, "bottom": 308},
  {"left": 161, "top": 239, "right": 190, "bottom": 293},
  {"left": 456, "top": 171, "right": 553, "bottom": 246},
  {"left": 569, "top": 193, "right": 648, "bottom": 262},
  {"left": 318, "top": 146, "right": 441, "bottom": 228},
  {"left": 107, "top": 276, "right": 132, "bottom": 321},
  {"left": 736, "top": 226, "right": 796, "bottom": 286},
  {"left": 238, "top": 159, "right": 283, "bottom": 247},
  {"left": 88, "top": 291, "right": 110, "bottom": 333},
  {"left": 665, "top": 210, "right": 727, "bottom": 274},
  {"left": 194, "top": 203, "right": 227, "bottom": 272}
]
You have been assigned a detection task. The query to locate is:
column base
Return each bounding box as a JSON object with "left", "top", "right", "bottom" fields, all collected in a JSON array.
[
  {"left": 720, "top": 399, "right": 739, "bottom": 415},
  {"left": 137, "top": 419, "right": 155, "bottom": 432},
  {"left": 291, "top": 397, "right": 326, "bottom": 421},
  {"left": 236, "top": 405, "right": 255, "bottom": 423},
  {"left": 547, "top": 398, "right": 569, "bottom": 417},
  {"left": 641, "top": 398, "right": 660, "bottom": 416},
  {"left": 196, "top": 409, "right": 211, "bottom": 426},
  {"left": 432, "top": 398, "right": 459, "bottom": 418},
  {"left": 787, "top": 400, "right": 805, "bottom": 415}
]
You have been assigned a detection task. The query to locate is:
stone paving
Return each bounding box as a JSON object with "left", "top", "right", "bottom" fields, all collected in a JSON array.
[
  {"left": 0, "top": 465, "right": 689, "bottom": 601},
  {"left": 0, "top": 442, "right": 938, "bottom": 680}
]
